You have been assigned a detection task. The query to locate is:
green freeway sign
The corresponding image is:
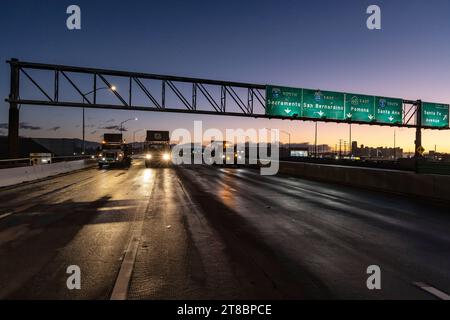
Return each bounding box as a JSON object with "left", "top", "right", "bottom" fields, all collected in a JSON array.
[
  {"left": 344, "top": 94, "right": 376, "bottom": 122},
  {"left": 266, "top": 85, "right": 302, "bottom": 117},
  {"left": 374, "top": 97, "right": 403, "bottom": 124},
  {"left": 422, "top": 102, "right": 449, "bottom": 128},
  {"left": 302, "top": 89, "right": 345, "bottom": 120},
  {"left": 265, "top": 85, "right": 409, "bottom": 125}
]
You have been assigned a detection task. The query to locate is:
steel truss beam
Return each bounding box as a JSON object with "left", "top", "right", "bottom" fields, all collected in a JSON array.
[{"left": 4, "top": 59, "right": 447, "bottom": 132}]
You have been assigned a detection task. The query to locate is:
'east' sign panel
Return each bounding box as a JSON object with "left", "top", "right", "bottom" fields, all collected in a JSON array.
[
  {"left": 266, "top": 85, "right": 302, "bottom": 117},
  {"left": 422, "top": 102, "right": 449, "bottom": 128},
  {"left": 302, "top": 89, "right": 345, "bottom": 120},
  {"left": 344, "top": 94, "right": 376, "bottom": 122},
  {"left": 374, "top": 97, "right": 403, "bottom": 124}
]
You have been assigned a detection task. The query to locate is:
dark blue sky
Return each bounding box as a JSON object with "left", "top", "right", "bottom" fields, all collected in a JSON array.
[{"left": 1, "top": 0, "right": 450, "bottom": 151}]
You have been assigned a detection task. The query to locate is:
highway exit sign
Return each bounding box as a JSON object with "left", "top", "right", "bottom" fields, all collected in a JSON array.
[
  {"left": 374, "top": 97, "right": 403, "bottom": 124},
  {"left": 422, "top": 102, "right": 449, "bottom": 128},
  {"left": 344, "top": 94, "right": 376, "bottom": 122},
  {"left": 302, "top": 89, "right": 345, "bottom": 120},
  {"left": 265, "top": 85, "right": 412, "bottom": 126},
  {"left": 266, "top": 85, "right": 302, "bottom": 117}
]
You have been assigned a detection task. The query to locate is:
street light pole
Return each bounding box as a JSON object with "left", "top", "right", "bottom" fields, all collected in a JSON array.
[
  {"left": 81, "top": 85, "right": 117, "bottom": 154},
  {"left": 133, "top": 129, "right": 144, "bottom": 143},
  {"left": 265, "top": 128, "right": 291, "bottom": 156},
  {"left": 119, "top": 118, "right": 139, "bottom": 138},
  {"left": 82, "top": 107, "right": 85, "bottom": 154},
  {"left": 280, "top": 130, "right": 291, "bottom": 153}
]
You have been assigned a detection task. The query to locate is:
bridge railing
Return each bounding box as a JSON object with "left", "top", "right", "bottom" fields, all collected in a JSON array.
[{"left": 0, "top": 155, "right": 95, "bottom": 169}]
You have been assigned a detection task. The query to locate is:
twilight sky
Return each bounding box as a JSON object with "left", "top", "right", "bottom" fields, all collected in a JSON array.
[{"left": 1, "top": 0, "right": 449, "bottom": 152}]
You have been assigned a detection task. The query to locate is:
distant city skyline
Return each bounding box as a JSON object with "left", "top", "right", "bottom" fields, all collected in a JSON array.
[{"left": 1, "top": 0, "right": 449, "bottom": 152}]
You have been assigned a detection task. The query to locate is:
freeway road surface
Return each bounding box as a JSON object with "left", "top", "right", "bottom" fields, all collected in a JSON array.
[{"left": 0, "top": 160, "right": 449, "bottom": 299}]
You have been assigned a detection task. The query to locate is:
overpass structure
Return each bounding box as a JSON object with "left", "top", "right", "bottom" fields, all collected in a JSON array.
[{"left": 5, "top": 59, "right": 448, "bottom": 159}]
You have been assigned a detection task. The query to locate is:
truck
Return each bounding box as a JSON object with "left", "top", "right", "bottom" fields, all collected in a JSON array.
[
  {"left": 98, "top": 133, "right": 132, "bottom": 169},
  {"left": 144, "top": 130, "right": 171, "bottom": 167},
  {"left": 210, "top": 141, "right": 241, "bottom": 166}
]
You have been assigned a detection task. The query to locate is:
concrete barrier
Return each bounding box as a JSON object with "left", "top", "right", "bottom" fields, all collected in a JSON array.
[
  {"left": 0, "top": 160, "right": 95, "bottom": 188},
  {"left": 278, "top": 161, "right": 450, "bottom": 203}
]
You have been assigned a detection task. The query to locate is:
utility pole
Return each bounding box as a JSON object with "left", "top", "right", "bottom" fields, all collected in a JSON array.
[
  {"left": 338, "top": 139, "right": 342, "bottom": 159},
  {"left": 393, "top": 130, "right": 396, "bottom": 160},
  {"left": 349, "top": 124, "right": 352, "bottom": 157},
  {"left": 314, "top": 122, "right": 318, "bottom": 158}
]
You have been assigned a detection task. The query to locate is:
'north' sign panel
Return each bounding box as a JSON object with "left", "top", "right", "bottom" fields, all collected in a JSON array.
[{"left": 266, "top": 85, "right": 302, "bottom": 117}]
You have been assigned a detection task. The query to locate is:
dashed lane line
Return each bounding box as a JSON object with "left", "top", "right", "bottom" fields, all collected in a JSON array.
[
  {"left": 0, "top": 203, "right": 35, "bottom": 221},
  {"left": 414, "top": 282, "right": 450, "bottom": 300}
]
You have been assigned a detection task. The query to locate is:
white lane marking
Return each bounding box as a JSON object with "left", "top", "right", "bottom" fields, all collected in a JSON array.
[
  {"left": 0, "top": 203, "right": 35, "bottom": 221},
  {"left": 0, "top": 212, "right": 13, "bottom": 220},
  {"left": 110, "top": 235, "right": 141, "bottom": 300},
  {"left": 110, "top": 168, "right": 152, "bottom": 300},
  {"left": 414, "top": 282, "right": 450, "bottom": 300}
]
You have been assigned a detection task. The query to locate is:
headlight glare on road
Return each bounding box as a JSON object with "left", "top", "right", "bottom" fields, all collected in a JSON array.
[
  {"left": 146, "top": 154, "right": 152, "bottom": 160},
  {"left": 163, "top": 153, "right": 170, "bottom": 161}
]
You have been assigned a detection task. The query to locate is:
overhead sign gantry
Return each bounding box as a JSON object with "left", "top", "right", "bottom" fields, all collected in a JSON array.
[{"left": 4, "top": 59, "right": 449, "bottom": 160}]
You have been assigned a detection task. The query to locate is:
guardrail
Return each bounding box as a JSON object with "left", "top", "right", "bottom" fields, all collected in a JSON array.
[
  {"left": 0, "top": 158, "right": 97, "bottom": 188},
  {"left": 0, "top": 155, "right": 95, "bottom": 169}
]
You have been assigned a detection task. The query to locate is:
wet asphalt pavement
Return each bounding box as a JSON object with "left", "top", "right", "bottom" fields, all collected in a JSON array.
[{"left": 0, "top": 160, "right": 449, "bottom": 299}]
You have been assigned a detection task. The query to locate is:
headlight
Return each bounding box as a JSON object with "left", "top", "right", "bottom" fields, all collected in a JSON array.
[
  {"left": 102, "top": 157, "right": 106, "bottom": 161},
  {"left": 99, "top": 153, "right": 103, "bottom": 157},
  {"left": 163, "top": 153, "right": 170, "bottom": 161},
  {"left": 146, "top": 154, "right": 152, "bottom": 160}
]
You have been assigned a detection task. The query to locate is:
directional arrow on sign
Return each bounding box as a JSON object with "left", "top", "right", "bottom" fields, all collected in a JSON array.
[
  {"left": 284, "top": 108, "right": 291, "bottom": 114},
  {"left": 346, "top": 113, "right": 352, "bottom": 119},
  {"left": 444, "top": 115, "right": 448, "bottom": 121},
  {"left": 368, "top": 114, "right": 374, "bottom": 120},
  {"left": 316, "top": 111, "right": 325, "bottom": 117},
  {"left": 388, "top": 116, "right": 394, "bottom": 122}
]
